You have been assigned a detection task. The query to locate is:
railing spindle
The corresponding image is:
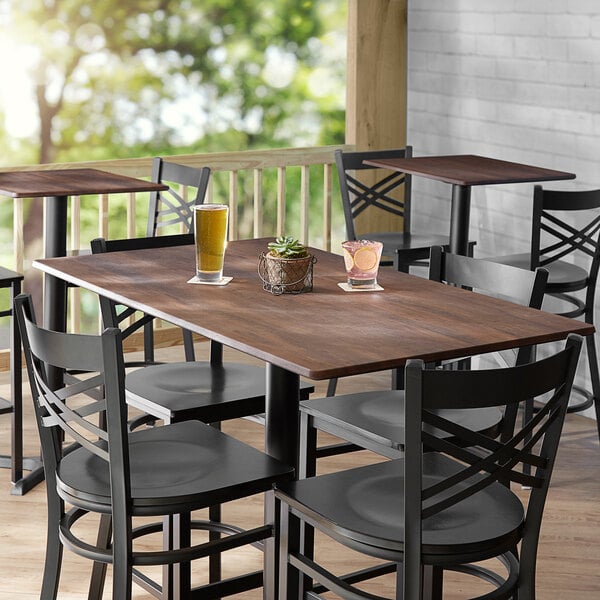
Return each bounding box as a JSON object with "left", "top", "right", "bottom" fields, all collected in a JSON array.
[
  {"left": 300, "top": 165, "right": 310, "bottom": 245},
  {"left": 277, "top": 166, "right": 286, "bottom": 237},
  {"left": 229, "top": 171, "right": 239, "bottom": 241},
  {"left": 253, "top": 168, "right": 263, "bottom": 239}
]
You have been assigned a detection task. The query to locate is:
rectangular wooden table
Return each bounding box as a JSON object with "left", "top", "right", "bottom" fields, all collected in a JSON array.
[
  {"left": 364, "top": 154, "right": 576, "bottom": 255},
  {"left": 33, "top": 237, "right": 594, "bottom": 597}
]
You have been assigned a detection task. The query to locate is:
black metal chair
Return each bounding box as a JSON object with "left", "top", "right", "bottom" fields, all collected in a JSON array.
[
  {"left": 276, "top": 334, "right": 582, "bottom": 600},
  {"left": 488, "top": 185, "right": 600, "bottom": 438},
  {"left": 336, "top": 147, "right": 477, "bottom": 273},
  {"left": 145, "top": 157, "right": 211, "bottom": 362},
  {"left": 147, "top": 156, "right": 211, "bottom": 238},
  {"left": 15, "top": 292, "right": 294, "bottom": 599},
  {"left": 301, "top": 246, "right": 548, "bottom": 474}
]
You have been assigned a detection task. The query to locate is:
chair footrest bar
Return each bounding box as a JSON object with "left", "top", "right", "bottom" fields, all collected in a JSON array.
[
  {"left": 311, "top": 561, "right": 397, "bottom": 594},
  {"left": 314, "top": 441, "right": 364, "bottom": 459},
  {"left": 289, "top": 552, "right": 388, "bottom": 600},
  {"left": 190, "top": 570, "right": 264, "bottom": 599}
]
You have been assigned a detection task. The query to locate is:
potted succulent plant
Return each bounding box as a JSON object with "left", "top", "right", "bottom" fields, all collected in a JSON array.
[{"left": 260, "top": 236, "right": 315, "bottom": 294}]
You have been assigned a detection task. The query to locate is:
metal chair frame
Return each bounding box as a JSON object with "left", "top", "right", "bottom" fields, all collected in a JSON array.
[{"left": 276, "top": 335, "right": 582, "bottom": 599}]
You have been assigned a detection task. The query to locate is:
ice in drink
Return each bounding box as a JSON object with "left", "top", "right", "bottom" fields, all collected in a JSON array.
[
  {"left": 342, "top": 240, "right": 383, "bottom": 288},
  {"left": 194, "top": 204, "right": 229, "bottom": 281}
]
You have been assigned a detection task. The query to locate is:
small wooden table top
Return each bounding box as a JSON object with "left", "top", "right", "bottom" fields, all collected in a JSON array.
[
  {"left": 363, "top": 154, "right": 576, "bottom": 256},
  {"left": 33, "top": 237, "right": 593, "bottom": 381},
  {"left": 363, "top": 154, "right": 576, "bottom": 187},
  {"left": 0, "top": 168, "right": 168, "bottom": 198}
]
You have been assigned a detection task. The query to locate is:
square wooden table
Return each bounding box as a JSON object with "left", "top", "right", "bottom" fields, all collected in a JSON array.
[
  {"left": 364, "top": 154, "right": 576, "bottom": 255},
  {"left": 0, "top": 168, "right": 168, "bottom": 342},
  {"left": 33, "top": 237, "right": 593, "bottom": 597}
]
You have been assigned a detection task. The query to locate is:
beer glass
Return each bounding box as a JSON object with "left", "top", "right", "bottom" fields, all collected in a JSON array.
[{"left": 194, "top": 204, "right": 229, "bottom": 282}]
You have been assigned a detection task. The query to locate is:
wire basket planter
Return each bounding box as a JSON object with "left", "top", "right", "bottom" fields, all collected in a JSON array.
[{"left": 258, "top": 252, "right": 316, "bottom": 295}]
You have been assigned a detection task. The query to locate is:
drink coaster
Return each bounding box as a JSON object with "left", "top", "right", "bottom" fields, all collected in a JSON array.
[
  {"left": 187, "top": 276, "right": 233, "bottom": 286},
  {"left": 337, "top": 282, "right": 384, "bottom": 292}
]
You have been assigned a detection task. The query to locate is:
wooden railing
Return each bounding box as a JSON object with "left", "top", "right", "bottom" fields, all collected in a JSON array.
[{"left": 0, "top": 144, "right": 352, "bottom": 369}]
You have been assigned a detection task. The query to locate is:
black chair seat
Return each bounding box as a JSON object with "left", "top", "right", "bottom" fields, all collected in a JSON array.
[
  {"left": 489, "top": 252, "right": 589, "bottom": 291},
  {"left": 301, "top": 391, "right": 502, "bottom": 458},
  {"left": 57, "top": 420, "right": 293, "bottom": 513},
  {"left": 278, "top": 456, "right": 523, "bottom": 560},
  {"left": 126, "top": 361, "right": 313, "bottom": 423}
]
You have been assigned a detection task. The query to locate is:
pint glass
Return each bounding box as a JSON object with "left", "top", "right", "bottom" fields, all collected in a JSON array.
[{"left": 194, "top": 204, "right": 229, "bottom": 282}]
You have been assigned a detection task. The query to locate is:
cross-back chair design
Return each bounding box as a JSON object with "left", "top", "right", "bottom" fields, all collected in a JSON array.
[
  {"left": 489, "top": 185, "right": 600, "bottom": 436},
  {"left": 276, "top": 334, "right": 582, "bottom": 600},
  {"left": 145, "top": 158, "right": 211, "bottom": 362},
  {"left": 336, "top": 147, "right": 476, "bottom": 273},
  {"left": 300, "top": 246, "right": 548, "bottom": 475},
  {"left": 147, "top": 157, "right": 211, "bottom": 238},
  {"left": 15, "top": 293, "right": 294, "bottom": 600}
]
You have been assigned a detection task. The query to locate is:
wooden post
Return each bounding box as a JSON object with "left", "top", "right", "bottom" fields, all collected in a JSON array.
[{"left": 346, "top": 0, "right": 407, "bottom": 235}]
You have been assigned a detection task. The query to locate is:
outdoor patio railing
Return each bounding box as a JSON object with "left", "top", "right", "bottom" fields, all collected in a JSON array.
[{"left": 0, "top": 144, "right": 352, "bottom": 370}]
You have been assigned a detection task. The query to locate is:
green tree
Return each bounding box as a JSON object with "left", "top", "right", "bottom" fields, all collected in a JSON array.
[
  {"left": 0, "top": 0, "right": 345, "bottom": 164},
  {"left": 0, "top": 0, "right": 346, "bottom": 316}
]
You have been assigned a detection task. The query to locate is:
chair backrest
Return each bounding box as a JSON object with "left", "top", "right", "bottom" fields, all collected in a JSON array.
[
  {"left": 429, "top": 245, "right": 548, "bottom": 310},
  {"left": 401, "top": 334, "right": 582, "bottom": 598},
  {"left": 335, "top": 147, "right": 413, "bottom": 240},
  {"left": 91, "top": 233, "right": 195, "bottom": 364},
  {"left": 429, "top": 246, "right": 549, "bottom": 438},
  {"left": 147, "top": 157, "right": 211, "bottom": 237},
  {"left": 14, "top": 294, "right": 130, "bottom": 514},
  {"left": 530, "top": 185, "right": 600, "bottom": 316}
]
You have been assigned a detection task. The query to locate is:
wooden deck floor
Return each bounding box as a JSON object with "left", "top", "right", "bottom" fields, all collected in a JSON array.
[{"left": 1, "top": 346, "right": 599, "bottom": 599}]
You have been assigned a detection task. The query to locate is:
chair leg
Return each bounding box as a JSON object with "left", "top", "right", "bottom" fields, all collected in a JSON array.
[
  {"left": 298, "top": 413, "right": 316, "bottom": 595},
  {"left": 209, "top": 504, "right": 222, "bottom": 583},
  {"left": 277, "top": 501, "right": 302, "bottom": 600},
  {"left": 584, "top": 333, "right": 600, "bottom": 444},
  {"left": 88, "top": 514, "right": 111, "bottom": 600},
  {"left": 41, "top": 496, "right": 63, "bottom": 600}
]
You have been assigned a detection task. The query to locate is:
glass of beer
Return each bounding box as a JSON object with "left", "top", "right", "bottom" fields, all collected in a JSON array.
[{"left": 194, "top": 204, "right": 229, "bottom": 282}]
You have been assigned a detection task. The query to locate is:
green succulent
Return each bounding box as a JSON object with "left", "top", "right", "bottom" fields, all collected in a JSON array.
[{"left": 267, "top": 236, "right": 309, "bottom": 259}]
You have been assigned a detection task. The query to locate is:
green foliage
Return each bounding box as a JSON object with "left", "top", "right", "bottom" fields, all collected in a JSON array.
[
  {"left": 0, "top": 0, "right": 346, "bottom": 162},
  {"left": 0, "top": 0, "right": 347, "bottom": 334},
  {"left": 267, "top": 236, "right": 308, "bottom": 258}
]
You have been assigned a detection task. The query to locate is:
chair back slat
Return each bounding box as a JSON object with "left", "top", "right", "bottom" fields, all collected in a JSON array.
[
  {"left": 346, "top": 171, "right": 407, "bottom": 219},
  {"left": 532, "top": 185, "right": 600, "bottom": 270},
  {"left": 404, "top": 335, "right": 581, "bottom": 523},
  {"left": 91, "top": 233, "right": 195, "bottom": 366},
  {"left": 14, "top": 295, "right": 123, "bottom": 467},
  {"left": 147, "top": 157, "right": 211, "bottom": 237},
  {"left": 335, "top": 147, "right": 413, "bottom": 240},
  {"left": 539, "top": 212, "right": 600, "bottom": 263}
]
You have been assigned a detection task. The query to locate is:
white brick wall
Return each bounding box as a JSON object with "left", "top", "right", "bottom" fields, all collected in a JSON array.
[{"left": 407, "top": 1, "right": 600, "bottom": 417}]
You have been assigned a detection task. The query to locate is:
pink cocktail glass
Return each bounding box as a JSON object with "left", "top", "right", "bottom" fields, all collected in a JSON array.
[{"left": 342, "top": 240, "right": 383, "bottom": 288}]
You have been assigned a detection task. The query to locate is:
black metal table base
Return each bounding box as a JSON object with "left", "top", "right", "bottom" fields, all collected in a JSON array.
[{"left": 0, "top": 455, "right": 44, "bottom": 495}]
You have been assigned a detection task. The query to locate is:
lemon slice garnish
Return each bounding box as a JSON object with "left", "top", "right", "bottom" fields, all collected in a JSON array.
[
  {"left": 343, "top": 247, "right": 355, "bottom": 271},
  {"left": 353, "top": 247, "right": 378, "bottom": 271}
]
